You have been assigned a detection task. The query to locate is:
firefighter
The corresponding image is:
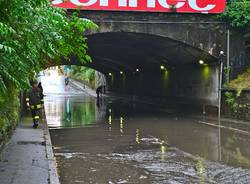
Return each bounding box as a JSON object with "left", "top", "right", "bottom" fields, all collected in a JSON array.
[
  {"left": 38, "top": 82, "right": 44, "bottom": 105},
  {"left": 96, "top": 86, "right": 102, "bottom": 100},
  {"left": 65, "top": 74, "right": 69, "bottom": 86},
  {"left": 26, "top": 80, "right": 42, "bottom": 128}
]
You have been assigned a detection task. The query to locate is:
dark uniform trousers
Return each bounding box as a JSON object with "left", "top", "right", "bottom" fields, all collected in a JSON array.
[{"left": 26, "top": 88, "right": 42, "bottom": 124}]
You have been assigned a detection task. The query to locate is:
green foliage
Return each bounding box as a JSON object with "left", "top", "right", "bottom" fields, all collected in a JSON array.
[
  {"left": 0, "top": 86, "right": 19, "bottom": 142},
  {"left": 219, "top": 0, "right": 250, "bottom": 39},
  {"left": 0, "top": 0, "right": 96, "bottom": 94},
  {"left": 224, "top": 66, "right": 250, "bottom": 118},
  {"left": 225, "top": 91, "right": 240, "bottom": 113},
  {"left": 0, "top": 0, "right": 96, "bottom": 141},
  {"left": 69, "top": 65, "right": 96, "bottom": 88},
  {"left": 224, "top": 90, "right": 249, "bottom": 120},
  {"left": 225, "top": 71, "right": 250, "bottom": 90},
  {"left": 224, "top": 66, "right": 231, "bottom": 75}
]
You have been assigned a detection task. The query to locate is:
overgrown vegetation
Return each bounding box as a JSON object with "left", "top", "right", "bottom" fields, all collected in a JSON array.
[
  {"left": 218, "top": 0, "right": 250, "bottom": 119},
  {"left": 219, "top": 0, "right": 250, "bottom": 40},
  {"left": 69, "top": 66, "right": 97, "bottom": 89},
  {"left": 226, "top": 68, "right": 250, "bottom": 90},
  {"left": 219, "top": 0, "right": 250, "bottom": 87},
  {"left": 224, "top": 90, "right": 249, "bottom": 120},
  {"left": 0, "top": 0, "right": 96, "bottom": 142},
  {"left": 0, "top": 87, "right": 19, "bottom": 144},
  {"left": 224, "top": 67, "right": 250, "bottom": 119}
]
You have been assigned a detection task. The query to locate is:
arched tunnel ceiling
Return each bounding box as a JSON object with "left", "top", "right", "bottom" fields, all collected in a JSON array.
[{"left": 76, "top": 32, "right": 218, "bottom": 74}]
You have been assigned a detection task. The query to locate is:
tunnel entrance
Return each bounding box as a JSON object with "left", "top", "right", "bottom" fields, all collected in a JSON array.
[
  {"left": 38, "top": 66, "right": 106, "bottom": 95},
  {"left": 68, "top": 32, "right": 220, "bottom": 109}
]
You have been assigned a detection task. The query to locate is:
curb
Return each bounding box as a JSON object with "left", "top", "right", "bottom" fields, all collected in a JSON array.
[
  {"left": 192, "top": 115, "right": 250, "bottom": 126},
  {"left": 70, "top": 79, "right": 96, "bottom": 97},
  {"left": 43, "top": 113, "right": 60, "bottom": 184}
]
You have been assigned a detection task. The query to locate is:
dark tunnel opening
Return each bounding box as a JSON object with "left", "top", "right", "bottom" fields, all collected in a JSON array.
[{"left": 67, "top": 32, "right": 220, "bottom": 112}]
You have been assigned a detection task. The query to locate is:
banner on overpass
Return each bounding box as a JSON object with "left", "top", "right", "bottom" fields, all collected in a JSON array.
[{"left": 52, "top": 0, "right": 226, "bottom": 14}]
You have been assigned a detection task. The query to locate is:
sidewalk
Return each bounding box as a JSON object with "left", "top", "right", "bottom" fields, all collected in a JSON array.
[
  {"left": 0, "top": 115, "right": 59, "bottom": 184},
  {"left": 70, "top": 79, "right": 97, "bottom": 97}
]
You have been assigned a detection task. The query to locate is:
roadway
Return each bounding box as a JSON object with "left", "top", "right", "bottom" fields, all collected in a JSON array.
[{"left": 41, "top": 74, "right": 250, "bottom": 184}]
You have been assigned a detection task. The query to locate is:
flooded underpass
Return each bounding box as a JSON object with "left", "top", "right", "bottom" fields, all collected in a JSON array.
[{"left": 44, "top": 95, "right": 250, "bottom": 184}]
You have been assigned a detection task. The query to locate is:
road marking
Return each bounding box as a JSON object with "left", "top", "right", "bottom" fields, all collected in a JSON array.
[{"left": 198, "top": 120, "right": 250, "bottom": 136}]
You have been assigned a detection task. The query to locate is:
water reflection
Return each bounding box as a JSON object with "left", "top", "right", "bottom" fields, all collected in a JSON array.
[
  {"left": 47, "top": 96, "right": 250, "bottom": 167},
  {"left": 195, "top": 157, "right": 207, "bottom": 184},
  {"left": 46, "top": 96, "right": 250, "bottom": 183},
  {"left": 44, "top": 95, "right": 107, "bottom": 128},
  {"left": 136, "top": 129, "right": 140, "bottom": 144},
  {"left": 218, "top": 118, "right": 222, "bottom": 162},
  {"left": 160, "top": 144, "right": 166, "bottom": 161},
  {"left": 120, "top": 117, "right": 124, "bottom": 135},
  {"left": 108, "top": 108, "right": 112, "bottom": 133},
  {"left": 222, "top": 131, "right": 250, "bottom": 168}
]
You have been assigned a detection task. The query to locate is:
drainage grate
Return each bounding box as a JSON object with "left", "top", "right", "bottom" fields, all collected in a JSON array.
[{"left": 17, "top": 141, "right": 46, "bottom": 146}]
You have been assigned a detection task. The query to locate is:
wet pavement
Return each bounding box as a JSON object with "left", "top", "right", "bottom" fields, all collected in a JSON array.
[
  {"left": 0, "top": 117, "right": 49, "bottom": 184},
  {"left": 44, "top": 95, "right": 250, "bottom": 184},
  {"left": 41, "top": 75, "right": 90, "bottom": 96}
]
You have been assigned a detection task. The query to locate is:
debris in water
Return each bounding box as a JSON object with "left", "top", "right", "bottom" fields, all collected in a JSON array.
[
  {"left": 90, "top": 168, "right": 97, "bottom": 172},
  {"left": 139, "top": 175, "right": 148, "bottom": 179},
  {"left": 117, "top": 180, "right": 128, "bottom": 184}
]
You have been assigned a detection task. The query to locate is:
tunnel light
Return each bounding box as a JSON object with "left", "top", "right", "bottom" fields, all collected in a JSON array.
[
  {"left": 120, "top": 71, "right": 123, "bottom": 75},
  {"left": 108, "top": 115, "right": 112, "bottom": 124},
  {"left": 136, "top": 68, "right": 140, "bottom": 72},
  {"left": 120, "top": 117, "right": 124, "bottom": 123},
  {"left": 199, "top": 60, "right": 204, "bottom": 65},
  {"left": 160, "top": 65, "right": 165, "bottom": 70}
]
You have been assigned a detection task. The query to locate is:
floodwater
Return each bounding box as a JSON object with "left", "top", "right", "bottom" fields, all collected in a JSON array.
[{"left": 44, "top": 95, "right": 250, "bottom": 184}]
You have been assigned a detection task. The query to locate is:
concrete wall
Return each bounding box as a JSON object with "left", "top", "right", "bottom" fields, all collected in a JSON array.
[
  {"left": 75, "top": 10, "right": 225, "bottom": 107},
  {"left": 68, "top": 11, "right": 249, "bottom": 107},
  {"left": 170, "top": 65, "right": 219, "bottom": 105},
  {"left": 79, "top": 11, "right": 225, "bottom": 107},
  {"left": 107, "top": 64, "right": 219, "bottom": 106},
  {"left": 229, "top": 33, "right": 250, "bottom": 79},
  {"left": 79, "top": 11, "right": 227, "bottom": 57}
]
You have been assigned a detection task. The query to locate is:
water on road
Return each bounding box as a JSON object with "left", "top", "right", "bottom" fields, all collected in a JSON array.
[
  {"left": 44, "top": 95, "right": 250, "bottom": 184},
  {"left": 41, "top": 75, "right": 87, "bottom": 96}
]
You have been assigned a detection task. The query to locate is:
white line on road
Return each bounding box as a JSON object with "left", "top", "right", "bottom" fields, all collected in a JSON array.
[{"left": 197, "top": 120, "right": 250, "bottom": 136}]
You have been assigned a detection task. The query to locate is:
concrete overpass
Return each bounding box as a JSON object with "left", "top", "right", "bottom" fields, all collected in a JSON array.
[{"left": 64, "top": 10, "right": 228, "bottom": 107}]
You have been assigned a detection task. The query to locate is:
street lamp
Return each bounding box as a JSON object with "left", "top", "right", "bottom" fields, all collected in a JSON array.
[
  {"left": 199, "top": 60, "right": 204, "bottom": 65},
  {"left": 217, "top": 50, "right": 225, "bottom": 161},
  {"left": 218, "top": 51, "right": 225, "bottom": 119},
  {"left": 136, "top": 68, "right": 140, "bottom": 72},
  {"left": 160, "top": 65, "right": 165, "bottom": 70},
  {"left": 108, "top": 72, "right": 112, "bottom": 76},
  {"left": 120, "top": 71, "right": 123, "bottom": 75}
]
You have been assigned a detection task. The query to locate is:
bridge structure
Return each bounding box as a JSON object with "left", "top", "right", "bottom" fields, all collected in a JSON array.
[{"left": 54, "top": 1, "right": 229, "bottom": 107}]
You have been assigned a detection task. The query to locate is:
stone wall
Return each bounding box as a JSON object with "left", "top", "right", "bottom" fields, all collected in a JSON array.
[
  {"left": 107, "top": 64, "right": 219, "bottom": 106},
  {"left": 78, "top": 10, "right": 227, "bottom": 57},
  {"left": 222, "top": 90, "right": 250, "bottom": 121},
  {"left": 229, "top": 34, "right": 250, "bottom": 79}
]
